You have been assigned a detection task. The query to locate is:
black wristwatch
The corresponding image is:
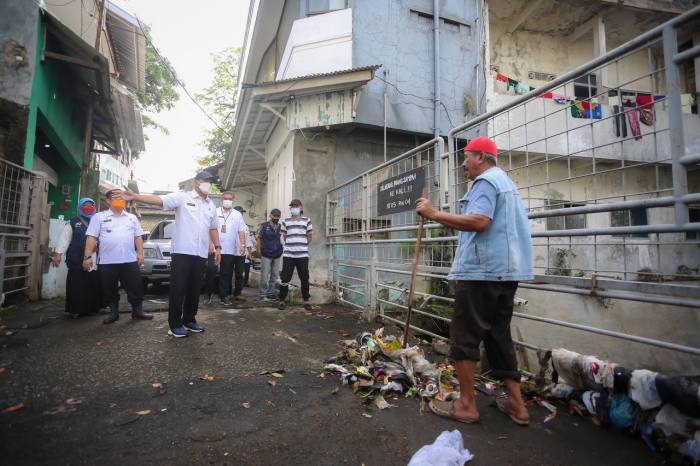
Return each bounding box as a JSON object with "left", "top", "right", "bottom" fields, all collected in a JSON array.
[{"left": 214, "top": 246, "right": 222, "bottom": 250}]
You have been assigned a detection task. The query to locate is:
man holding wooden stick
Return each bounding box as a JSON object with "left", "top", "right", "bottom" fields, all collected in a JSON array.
[{"left": 415, "top": 136, "right": 533, "bottom": 426}]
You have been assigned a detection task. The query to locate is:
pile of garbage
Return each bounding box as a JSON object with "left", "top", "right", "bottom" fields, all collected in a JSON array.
[
  {"left": 547, "top": 348, "right": 700, "bottom": 464},
  {"left": 324, "top": 328, "right": 461, "bottom": 408}
]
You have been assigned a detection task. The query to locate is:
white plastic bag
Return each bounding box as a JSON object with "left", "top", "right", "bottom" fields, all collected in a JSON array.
[{"left": 407, "top": 430, "right": 474, "bottom": 466}]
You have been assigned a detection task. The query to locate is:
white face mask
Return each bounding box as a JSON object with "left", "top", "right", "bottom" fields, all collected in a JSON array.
[
  {"left": 199, "top": 182, "right": 212, "bottom": 194},
  {"left": 222, "top": 200, "right": 233, "bottom": 209},
  {"left": 290, "top": 207, "right": 301, "bottom": 216}
]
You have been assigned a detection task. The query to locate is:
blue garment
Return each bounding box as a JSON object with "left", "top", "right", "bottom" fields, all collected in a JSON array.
[
  {"left": 77, "top": 197, "right": 96, "bottom": 219},
  {"left": 258, "top": 221, "right": 283, "bottom": 259},
  {"left": 65, "top": 217, "right": 90, "bottom": 270},
  {"left": 448, "top": 167, "right": 533, "bottom": 281}
]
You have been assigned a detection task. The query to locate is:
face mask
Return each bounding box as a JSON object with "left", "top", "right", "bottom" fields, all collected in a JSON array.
[
  {"left": 222, "top": 200, "right": 233, "bottom": 209},
  {"left": 111, "top": 199, "right": 126, "bottom": 210},
  {"left": 290, "top": 207, "right": 301, "bottom": 216},
  {"left": 80, "top": 204, "right": 95, "bottom": 218},
  {"left": 271, "top": 218, "right": 279, "bottom": 223},
  {"left": 199, "top": 182, "right": 212, "bottom": 194}
]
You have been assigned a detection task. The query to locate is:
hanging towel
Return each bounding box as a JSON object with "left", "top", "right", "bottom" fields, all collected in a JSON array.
[
  {"left": 636, "top": 95, "right": 654, "bottom": 126},
  {"left": 570, "top": 101, "right": 584, "bottom": 118},
  {"left": 591, "top": 100, "right": 602, "bottom": 119},
  {"left": 541, "top": 91, "right": 554, "bottom": 99},
  {"left": 625, "top": 104, "right": 642, "bottom": 140},
  {"left": 516, "top": 82, "right": 530, "bottom": 95}
]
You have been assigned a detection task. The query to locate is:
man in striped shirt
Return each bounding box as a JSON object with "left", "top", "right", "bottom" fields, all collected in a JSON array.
[{"left": 278, "top": 199, "right": 313, "bottom": 310}]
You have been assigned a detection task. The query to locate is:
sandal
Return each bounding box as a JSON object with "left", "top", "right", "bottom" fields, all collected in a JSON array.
[
  {"left": 429, "top": 399, "right": 479, "bottom": 424},
  {"left": 495, "top": 396, "right": 529, "bottom": 426}
]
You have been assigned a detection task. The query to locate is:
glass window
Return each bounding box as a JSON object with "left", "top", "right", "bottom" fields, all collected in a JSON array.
[
  {"left": 545, "top": 200, "right": 586, "bottom": 231},
  {"left": 687, "top": 209, "right": 700, "bottom": 240},
  {"left": 150, "top": 221, "right": 174, "bottom": 240},
  {"left": 611, "top": 208, "right": 648, "bottom": 238}
]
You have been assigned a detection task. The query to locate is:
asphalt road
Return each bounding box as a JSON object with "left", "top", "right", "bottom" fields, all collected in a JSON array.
[{"left": 0, "top": 286, "right": 663, "bottom": 466}]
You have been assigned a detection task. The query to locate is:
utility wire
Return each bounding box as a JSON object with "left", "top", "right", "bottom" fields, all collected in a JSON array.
[
  {"left": 134, "top": 17, "right": 232, "bottom": 137},
  {"left": 376, "top": 74, "right": 455, "bottom": 128}
]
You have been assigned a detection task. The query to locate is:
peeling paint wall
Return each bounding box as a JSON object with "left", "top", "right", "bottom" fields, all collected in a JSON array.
[
  {"left": 352, "top": 0, "right": 479, "bottom": 135},
  {"left": 287, "top": 90, "right": 353, "bottom": 129},
  {"left": 0, "top": 0, "right": 39, "bottom": 164}
]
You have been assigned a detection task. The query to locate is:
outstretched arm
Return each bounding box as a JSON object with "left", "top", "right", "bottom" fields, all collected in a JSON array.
[{"left": 119, "top": 186, "right": 163, "bottom": 207}]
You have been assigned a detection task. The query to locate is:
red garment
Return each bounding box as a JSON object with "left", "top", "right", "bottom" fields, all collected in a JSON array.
[
  {"left": 496, "top": 72, "right": 508, "bottom": 83},
  {"left": 540, "top": 92, "right": 553, "bottom": 99},
  {"left": 636, "top": 95, "right": 653, "bottom": 109}
]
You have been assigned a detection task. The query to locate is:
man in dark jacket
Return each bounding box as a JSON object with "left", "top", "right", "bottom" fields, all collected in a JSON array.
[{"left": 256, "top": 208, "right": 283, "bottom": 301}]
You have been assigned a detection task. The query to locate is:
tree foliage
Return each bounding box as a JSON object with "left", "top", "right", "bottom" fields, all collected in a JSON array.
[{"left": 195, "top": 47, "right": 241, "bottom": 169}]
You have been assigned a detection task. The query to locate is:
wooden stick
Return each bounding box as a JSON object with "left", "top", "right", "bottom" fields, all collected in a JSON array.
[{"left": 403, "top": 187, "right": 428, "bottom": 347}]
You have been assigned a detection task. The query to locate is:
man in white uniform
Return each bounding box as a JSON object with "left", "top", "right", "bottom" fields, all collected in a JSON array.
[
  {"left": 120, "top": 171, "right": 222, "bottom": 338},
  {"left": 83, "top": 190, "right": 151, "bottom": 324},
  {"left": 216, "top": 191, "right": 246, "bottom": 305}
]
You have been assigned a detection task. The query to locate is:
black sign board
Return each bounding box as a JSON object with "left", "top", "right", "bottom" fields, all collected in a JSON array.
[{"left": 377, "top": 167, "right": 425, "bottom": 217}]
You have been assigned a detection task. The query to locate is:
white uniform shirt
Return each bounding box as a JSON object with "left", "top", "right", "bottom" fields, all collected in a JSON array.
[
  {"left": 86, "top": 209, "right": 144, "bottom": 264},
  {"left": 216, "top": 207, "right": 246, "bottom": 256},
  {"left": 244, "top": 225, "right": 254, "bottom": 263},
  {"left": 160, "top": 190, "right": 219, "bottom": 259}
]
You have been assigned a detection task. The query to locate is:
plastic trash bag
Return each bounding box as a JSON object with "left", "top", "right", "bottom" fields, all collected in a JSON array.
[
  {"left": 654, "top": 404, "right": 697, "bottom": 437},
  {"left": 656, "top": 374, "right": 700, "bottom": 418},
  {"left": 629, "top": 369, "right": 662, "bottom": 410},
  {"left": 678, "top": 431, "right": 700, "bottom": 464},
  {"left": 552, "top": 348, "right": 615, "bottom": 390},
  {"left": 407, "top": 430, "right": 474, "bottom": 466},
  {"left": 608, "top": 394, "right": 640, "bottom": 431}
]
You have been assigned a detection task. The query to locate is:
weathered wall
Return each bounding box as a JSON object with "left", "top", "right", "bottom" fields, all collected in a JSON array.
[
  {"left": 515, "top": 289, "right": 700, "bottom": 376},
  {"left": 292, "top": 132, "right": 337, "bottom": 285},
  {"left": 0, "top": 0, "right": 39, "bottom": 165},
  {"left": 266, "top": 122, "right": 295, "bottom": 215},
  {"left": 352, "top": 0, "right": 479, "bottom": 135}
]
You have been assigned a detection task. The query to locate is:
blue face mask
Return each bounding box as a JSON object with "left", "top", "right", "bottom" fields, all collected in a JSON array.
[{"left": 290, "top": 207, "right": 301, "bottom": 216}]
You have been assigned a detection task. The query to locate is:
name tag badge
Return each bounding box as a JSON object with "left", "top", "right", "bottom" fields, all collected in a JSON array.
[
  {"left": 221, "top": 224, "right": 227, "bottom": 233},
  {"left": 105, "top": 229, "right": 112, "bottom": 233},
  {"left": 103, "top": 218, "right": 112, "bottom": 223}
]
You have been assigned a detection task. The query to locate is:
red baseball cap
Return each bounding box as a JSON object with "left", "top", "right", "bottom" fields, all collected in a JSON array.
[{"left": 464, "top": 136, "right": 498, "bottom": 157}]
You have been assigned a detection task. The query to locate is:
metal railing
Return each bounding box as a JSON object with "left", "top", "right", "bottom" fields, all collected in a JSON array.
[
  {"left": 0, "top": 159, "right": 37, "bottom": 305},
  {"left": 327, "top": 7, "right": 700, "bottom": 361}
]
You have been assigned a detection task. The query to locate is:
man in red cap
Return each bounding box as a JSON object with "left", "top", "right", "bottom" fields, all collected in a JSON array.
[{"left": 416, "top": 136, "right": 533, "bottom": 426}]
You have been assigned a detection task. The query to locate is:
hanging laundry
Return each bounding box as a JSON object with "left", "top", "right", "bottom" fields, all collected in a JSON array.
[
  {"left": 507, "top": 78, "right": 518, "bottom": 93},
  {"left": 590, "top": 99, "right": 602, "bottom": 119},
  {"left": 570, "top": 101, "right": 584, "bottom": 118},
  {"left": 495, "top": 72, "right": 508, "bottom": 83},
  {"left": 637, "top": 95, "right": 654, "bottom": 126},
  {"left": 624, "top": 102, "right": 642, "bottom": 140},
  {"left": 541, "top": 91, "right": 554, "bottom": 99},
  {"left": 516, "top": 82, "right": 530, "bottom": 95},
  {"left": 613, "top": 105, "right": 628, "bottom": 137}
]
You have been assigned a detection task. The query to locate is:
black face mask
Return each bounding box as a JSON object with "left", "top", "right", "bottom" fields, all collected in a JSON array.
[{"left": 271, "top": 218, "right": 279, "bottom": 223}]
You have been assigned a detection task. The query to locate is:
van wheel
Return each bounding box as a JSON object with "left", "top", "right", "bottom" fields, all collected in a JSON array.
[{"left": 142, "top": 278, "right": 149, "bottom": 292}]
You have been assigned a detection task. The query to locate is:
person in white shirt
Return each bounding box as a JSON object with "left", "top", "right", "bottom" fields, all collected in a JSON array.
[
  {"left": 52, "top": 197, "right": 101, "bottom": 317},
  {"left": 83, "top": 190, "right": 151, "bottom": 324},
  {"left": 119, "top": 170, "right": 222, "bottom": 338},
  {"left": 234, "top": 205, "right": 255, "bottom": 289},
  {"left": 216, "top": 192, "right": 246, "bottom": 305}
]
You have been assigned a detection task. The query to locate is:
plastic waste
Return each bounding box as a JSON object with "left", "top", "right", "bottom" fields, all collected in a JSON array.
[
  {"left": 407, "top": 430, "right": 474, "bottom": 466},
  {"left": 654, "top": 404, "right": 697, "bottom": 437},
  {"left": 608, "top": 394, "right": 640, "bottom": 431},
  {"left": 655, "top": 374, "right": 700, "bottom": 418},
  {"left": 550, "top": 383, "right": 575, "bottom": 399},
  {"left": 629, "top": 369, "right": 662, "bottom": 410},
  {"left": 380, "top": 381, "right": 403, "bottom": 394},
  {"left": 552, "top": 348, "right": 615, "bottom": 390},
  {"left": 582, "top": 391, "right": 600, "bottom": 415},
  {"left": 678, "top": 431, "right": 700, "bottom": 464}
]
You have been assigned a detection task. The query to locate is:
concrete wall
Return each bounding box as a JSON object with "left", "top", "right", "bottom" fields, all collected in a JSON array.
[
  {"left": 265, "top": 122, "right": 295, "bottom": 215},
  {"left": 352, "top": 0, "right": 479, "bottom": 135},
  {"left": 0, "top": 0, "right": 38, "bottom": 165},
  {"left": 515, "top": 289, "right": 700, "bottom": 376}
]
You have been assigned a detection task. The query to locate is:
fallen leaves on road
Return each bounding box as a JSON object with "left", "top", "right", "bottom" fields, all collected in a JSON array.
[
  {"left": 270, "top": 372, "right": 284, "bottom": 378},
  {"left": 241, "top": 402, "right": 251, "bottom": 409},
  {"left": 2, "top": 403, "right": 25, "bottom": 413},
  {"left": 272, "top": 330, "right": 298, "bottom": 344},
  {"left": 199, "top": 374, "right": 215, "bottom": 381},
  {"left": 267, "top": 379, "right": 277, "bottom": 387},
  {"left": 259, "top": 369, "right": 285, "bottom": 376},
  {"left": 135, "top": 410, "right": 151, "bottom": 416}
]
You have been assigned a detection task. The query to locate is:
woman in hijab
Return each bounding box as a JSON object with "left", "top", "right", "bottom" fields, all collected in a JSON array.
[{"left": 52, "top": 197, "right": 101, "bottom": 316}]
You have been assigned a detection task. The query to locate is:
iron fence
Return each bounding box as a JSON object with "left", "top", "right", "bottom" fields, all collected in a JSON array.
[
  {"left": 0, "top": 159, "right": 37, "bottom": 305},
  {"left": 327, "top": 6, "right": 700, "bottom": 362}
]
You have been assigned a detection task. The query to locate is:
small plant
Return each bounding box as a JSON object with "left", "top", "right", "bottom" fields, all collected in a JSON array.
[
  {"left": 546, "top": 248, "right": 577, "bottom": 276},
  {"left": 676, "top": 265, "right": 699, "bottom": 281},
  {"left": 636, "top": 267, "right": 664, "bottom": 282}
]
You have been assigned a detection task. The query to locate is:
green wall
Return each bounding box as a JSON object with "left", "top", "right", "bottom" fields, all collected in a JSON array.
[{"left": 24, "top": 13, "right": 87, "bottom": 218}]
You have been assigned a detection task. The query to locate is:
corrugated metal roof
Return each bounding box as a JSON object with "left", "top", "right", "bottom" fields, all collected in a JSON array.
[{"left": 254, "top": 65, "right": 381, "bottom": 87}]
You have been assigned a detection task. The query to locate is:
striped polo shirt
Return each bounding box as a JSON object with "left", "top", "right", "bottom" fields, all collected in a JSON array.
[{"left": 281, "top": 216, "right": 313, "bottom": 258}]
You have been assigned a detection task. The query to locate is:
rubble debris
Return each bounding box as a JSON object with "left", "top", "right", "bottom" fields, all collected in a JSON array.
[{"left": 407, "top": 430, "right": 474, "bottom": 466}]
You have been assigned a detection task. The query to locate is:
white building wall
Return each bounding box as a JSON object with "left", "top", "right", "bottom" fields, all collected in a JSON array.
[{"left": 276, "top": 8, "right": 353, "bottom": 80}]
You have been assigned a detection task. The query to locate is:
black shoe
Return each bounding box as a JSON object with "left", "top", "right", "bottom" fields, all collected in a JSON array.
[
  {"left": 103, "top": 304, "right": 119, "bottom": 324},
  {"left": 303, "top": 303, "right": 312, "bottom": 311},
  {"left": 131, "top": 303, "right": 153, "bottom": 320},
  {"left": 220, "top": 297, "right": 233, "bottom": 306},
  {"left": 277, "top": 301, "right": 286, "bottom": 310}
]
